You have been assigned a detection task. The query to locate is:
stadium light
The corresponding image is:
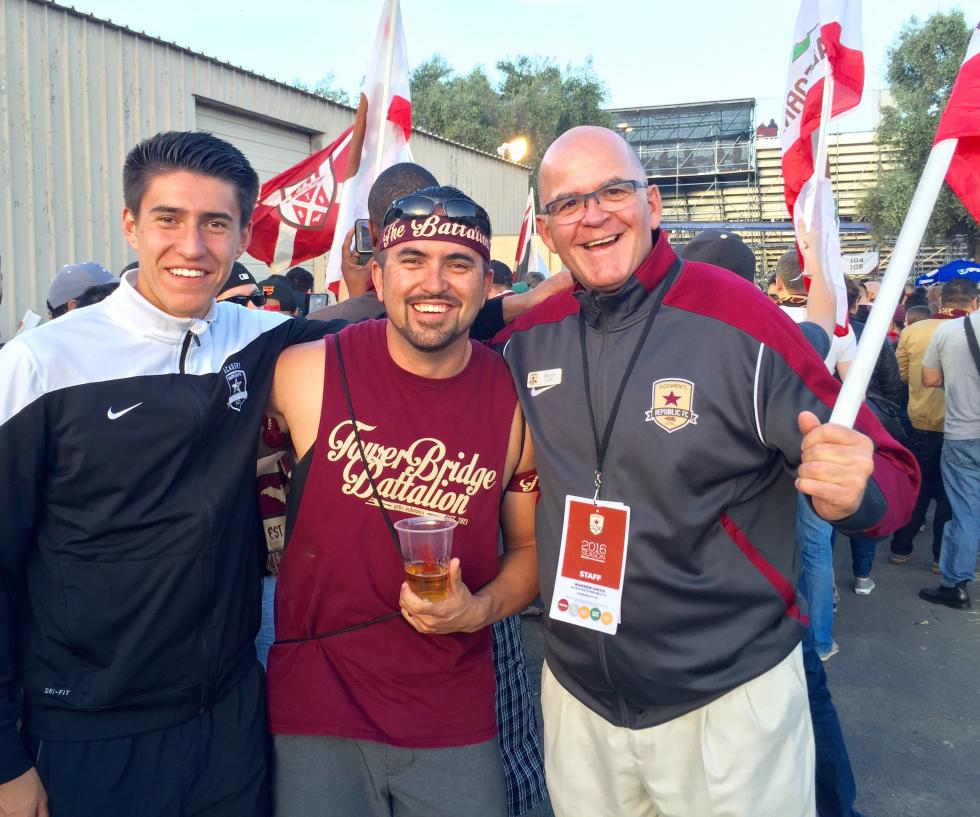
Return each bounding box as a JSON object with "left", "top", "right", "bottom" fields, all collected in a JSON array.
[{"left": 496, "top": 137, "right": 529, "bottom": 163}]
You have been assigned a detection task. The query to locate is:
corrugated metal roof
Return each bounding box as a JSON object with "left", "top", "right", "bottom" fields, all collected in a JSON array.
[{"left": 30, "top": 0, "right": 530, "bottom": 168}]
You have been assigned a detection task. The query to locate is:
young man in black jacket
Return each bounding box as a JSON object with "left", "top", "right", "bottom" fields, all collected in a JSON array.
[{"left": 0, "top": 131, "right": 343, "bottom": 817}]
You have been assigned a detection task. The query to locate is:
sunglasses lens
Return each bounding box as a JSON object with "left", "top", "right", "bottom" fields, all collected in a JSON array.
[
  {"left": 442, "top": 200, "right": 476, "bottom": 219},
  {"left": 251, "top": 294, "right": 267, "bottom": 307},
  {"left": 388, "top": 195, "right": 435, "bottom": 222}
]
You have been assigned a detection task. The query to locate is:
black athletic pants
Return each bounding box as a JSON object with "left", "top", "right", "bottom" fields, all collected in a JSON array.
[{"left": 27, "top": 663, "right": 269, "bottom": 817}]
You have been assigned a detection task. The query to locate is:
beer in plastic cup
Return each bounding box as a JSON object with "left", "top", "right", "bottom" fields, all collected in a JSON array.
[{"left": 393, "top": 517, "right": 457, "bottom": 601}]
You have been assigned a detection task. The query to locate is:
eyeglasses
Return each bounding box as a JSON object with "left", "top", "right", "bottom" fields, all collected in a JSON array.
[
  {"left": 384, "top": 194, "right": 491, "bottom": 234},
  {"left": 223, "top": 293, "right": 266, "bottom": 308},
  {"left": 543, "top": 180, "right": 648, "bottom": 224}
]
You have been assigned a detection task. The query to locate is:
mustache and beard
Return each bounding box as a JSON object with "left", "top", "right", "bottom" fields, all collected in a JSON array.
[{"left": 392, "top": 292, "right": 466, "bottom": 354}]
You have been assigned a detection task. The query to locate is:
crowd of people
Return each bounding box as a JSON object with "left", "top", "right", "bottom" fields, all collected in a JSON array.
[{"left": 0, "top": 124, "right": 976, "bottom": 817}]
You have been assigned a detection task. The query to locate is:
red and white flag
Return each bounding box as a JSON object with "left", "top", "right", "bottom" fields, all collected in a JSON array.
[
  {"left": 514, "top": 188, "right": 550, "bottom": 280},
  {"left": 514, "top": 188, "right": 535, "bottom": 277},
  {"left": 325, "top": 0, "right": 412, "bottom": 290},
  {"left": 781, "top": 0, "right": 864, "bottom": 215},
  {"left": 935, "top": 22, "right": 980, "bottom": 222},
  {"left": 781, "top": 0, "right": 864, "bottom": 335},
  {"left": 247, "top": 127, "right": 354, "bottom": 272}
]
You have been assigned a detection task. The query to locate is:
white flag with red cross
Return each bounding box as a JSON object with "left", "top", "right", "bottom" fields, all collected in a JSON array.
[{"left": 325, "top": 0, "right": 413, "bottom": 291}]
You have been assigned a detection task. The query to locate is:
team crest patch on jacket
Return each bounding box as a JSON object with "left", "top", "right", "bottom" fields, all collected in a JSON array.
[
  {"left": 645, "top": 379, "right": 698, "bottom": 433},
  {"left": 224, "top": 363, "right": 248, "bottom": 411}
]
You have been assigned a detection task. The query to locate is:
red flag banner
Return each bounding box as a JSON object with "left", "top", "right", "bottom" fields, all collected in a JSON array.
[
  {"left": 247, "top": 127, "right": 354, "bottom": 272},
  {"left": 780, "top": 0, "right": 864, "bottom": 217},
  {"left": 935, "top": 22, "right": 980, "bottom": 222},
  {"left": 781, "top": 0, "right": 863, "bottom": 336}
]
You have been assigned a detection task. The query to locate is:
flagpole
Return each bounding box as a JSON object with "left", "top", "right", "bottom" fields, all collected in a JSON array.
[
  {"left": 529, "top": 187, "right": 540, "bottom": 272},
  {"left": 830, "top": 137, "right": 958, "bottom": 427},
  {"left": 804, "top": 72, "right": 835, "bottom": 227},
  {"left": 374, "top": 0, "right": 398, "bottom": 177}
]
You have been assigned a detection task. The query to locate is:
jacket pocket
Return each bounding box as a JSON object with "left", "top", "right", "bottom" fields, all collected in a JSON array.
[
  {"left": 60, "top": 550, "right": 204, "bottom": 706},
  {"left": 720, "top": 513, "right": 807, "bottom": 625}
]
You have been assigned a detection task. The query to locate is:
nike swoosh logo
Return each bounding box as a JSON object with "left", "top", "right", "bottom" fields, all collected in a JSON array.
[
  {"left": 107, "top": 402, "right": 143, "bottom": 420},
  {"left": 529, "top": 385, "right": 558, "bottom": 397}
]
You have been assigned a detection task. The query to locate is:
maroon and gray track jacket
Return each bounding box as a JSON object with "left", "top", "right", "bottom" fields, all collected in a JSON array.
[{"left": 497, "top": 231, "right": 919, "bottom": 728}]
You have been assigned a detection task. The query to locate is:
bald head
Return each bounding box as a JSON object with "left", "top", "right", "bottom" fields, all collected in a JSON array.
[
  {"left": 538, "top": 126, "right": 646, "bottom": 205},
  {"left": 534, "top": 125, "right": 661, "bottom": 293}
]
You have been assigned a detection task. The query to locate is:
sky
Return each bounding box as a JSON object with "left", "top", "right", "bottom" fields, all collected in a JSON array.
[{"left": 69, "top": 0, "right": 969, "bottom": 127}]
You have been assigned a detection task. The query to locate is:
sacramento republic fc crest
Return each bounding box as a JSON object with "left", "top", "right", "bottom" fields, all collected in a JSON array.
[{"left": 645, "top": 378, "right": 698, "bottom": 433}]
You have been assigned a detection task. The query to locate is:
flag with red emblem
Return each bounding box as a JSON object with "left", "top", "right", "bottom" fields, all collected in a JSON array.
[
  {"left": 247, "top": 127, "right": 355, "bottom": 272},
  {"left": 325, "top": 0, "right": 413, "bottom": 290}
]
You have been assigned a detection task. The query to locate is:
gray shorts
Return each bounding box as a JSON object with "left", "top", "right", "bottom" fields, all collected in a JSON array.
[{"left": 273, "top": 733, "right": 507, "bottom": 817}]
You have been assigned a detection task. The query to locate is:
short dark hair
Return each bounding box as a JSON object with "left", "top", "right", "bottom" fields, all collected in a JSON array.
[
  {"left": 940, "top": 277, "right": 979, "bottom": 307},
  {"left": 906, "top": 305, "right": 932, "bottom": 324},
  {"left": 367, "top": 162, "right": 438, "bottom": 237},
  {"left": 123, "top": 131, "right": 260, "bottom": 225},
  {"left": 844, "top": 276, "right": 863, "bottom": 311},
  {"left": 775, "top": 251, "right": 807, "bottom": 294},
  {"left": 285, "top": 266, "right": 315, "bottom": 292},
  {"left": 490, "top": 261, "right": 513, "bottom": 287}
]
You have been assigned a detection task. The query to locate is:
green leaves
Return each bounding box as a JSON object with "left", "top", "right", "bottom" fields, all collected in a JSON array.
[
  {"left": 409, "top": 54, "right": 611, "bottom": 169},
  {"left": 863, "top": 11, "right": 976, "bottom": 247}
]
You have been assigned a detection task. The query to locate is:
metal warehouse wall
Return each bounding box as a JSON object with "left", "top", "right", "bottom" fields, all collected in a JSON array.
[{"left": 0, "top": 0, "right": 529, "bottom": 334}]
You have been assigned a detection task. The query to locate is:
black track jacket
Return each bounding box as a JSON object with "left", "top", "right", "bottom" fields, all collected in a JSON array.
[{"left": 0, "top": 273, "right": 342, "bottom": 781}]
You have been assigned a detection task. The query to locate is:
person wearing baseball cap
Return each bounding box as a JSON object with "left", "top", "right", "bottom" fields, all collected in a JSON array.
[
  {"left": 257, "top": 278, "right": 299, "bottom": 316},
  {"left": 47, "top": 262, "right": 115, "bottom": 319},
  {"left": 265, "top": 185, "right": 538, "bottom": 817},
  {"left": 680, "top": 229, "right": 756, "bottom": 284},
  {"left": 216, "top": 262, "right": 265, "bottom": 309}
]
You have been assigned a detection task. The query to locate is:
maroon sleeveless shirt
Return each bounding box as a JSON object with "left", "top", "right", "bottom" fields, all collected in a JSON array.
[{"left": 267, "top": 319, "right": 517, "bottom": 747}]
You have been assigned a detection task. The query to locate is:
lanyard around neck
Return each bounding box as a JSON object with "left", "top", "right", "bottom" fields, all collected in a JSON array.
[{"left": 578, "top": 259, "right": 683, "bottom": 505}]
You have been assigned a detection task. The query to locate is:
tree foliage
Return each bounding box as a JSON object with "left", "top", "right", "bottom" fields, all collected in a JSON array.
[
  {"left": 410, "top": 55, "right": 611, "bottom": 168},
  {"left": 863, "top": 11, "right": 975, "bottom": 247},
  {"left": 291, "top": 72, "right": 352, "bottom": 106}
]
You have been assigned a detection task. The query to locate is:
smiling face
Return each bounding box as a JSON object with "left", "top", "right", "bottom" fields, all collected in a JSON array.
[
  {"left": 537, "top": 127, "right": 661, "bottom": 293},
  {"left": 122, "top": 171, "right": 252, "bottom": 319},
  {"left": 373, "top": 239, "right": 490, "bottom": 362}
]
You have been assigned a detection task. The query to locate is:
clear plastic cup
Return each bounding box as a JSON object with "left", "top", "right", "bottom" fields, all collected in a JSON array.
[{"left": 393, "top": 517, "right": 458, "bottom": 601}]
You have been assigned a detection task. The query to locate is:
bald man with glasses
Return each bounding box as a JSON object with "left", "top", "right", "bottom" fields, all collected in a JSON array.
[{"left": 494, "top": 126, "right": 918, "bottom": 817}]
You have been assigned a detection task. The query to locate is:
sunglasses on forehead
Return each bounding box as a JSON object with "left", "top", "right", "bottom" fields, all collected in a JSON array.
[{"left": 383, "top": 193, "right": 491, "bottom": 232}]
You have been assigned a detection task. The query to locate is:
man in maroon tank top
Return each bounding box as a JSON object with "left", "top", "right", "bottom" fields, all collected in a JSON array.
[{"left": 265, "top": 186, "right": 540, "bottom": 817}]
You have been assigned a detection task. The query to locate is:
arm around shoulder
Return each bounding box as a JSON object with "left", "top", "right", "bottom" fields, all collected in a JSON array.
[{"left": 268, "top": 339, "right": 328, "bottom": 461}]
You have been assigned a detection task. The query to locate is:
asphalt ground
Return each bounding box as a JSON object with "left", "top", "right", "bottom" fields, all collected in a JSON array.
[{"left": 517, "top": 517, "right": 980, "bottom": 817}]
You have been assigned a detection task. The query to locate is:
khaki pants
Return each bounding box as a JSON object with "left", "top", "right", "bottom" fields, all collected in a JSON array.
[{"left": 541, "top": 645, "right": 815, "bottom": 817}]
